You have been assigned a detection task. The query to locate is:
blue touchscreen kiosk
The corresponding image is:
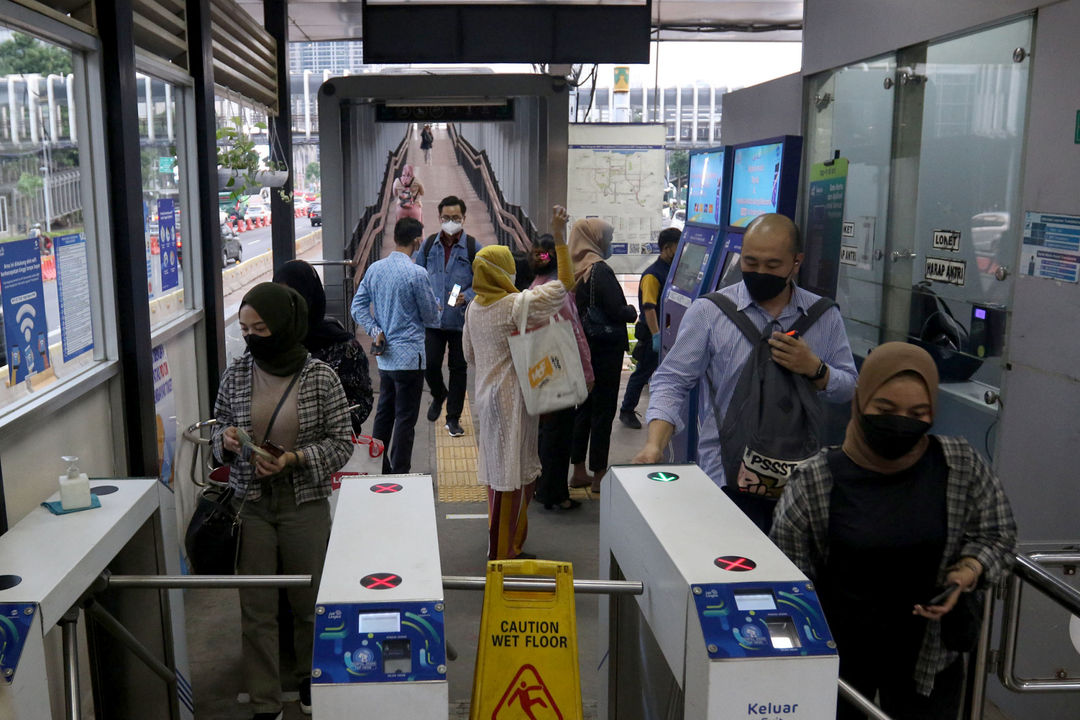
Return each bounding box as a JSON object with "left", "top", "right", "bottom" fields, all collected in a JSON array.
[{"left": 660, "top": 146, "right": 730, "bottom": 463}]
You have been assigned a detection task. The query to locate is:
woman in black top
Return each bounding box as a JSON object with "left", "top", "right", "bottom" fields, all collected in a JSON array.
[
  {"left": 568, "top": 218, "right": 637, "bottom": 493},
  {"left": 274, "top": 260, "right": 374, "bottom": 434},
  {"left": 771, "top": 343, "right": 1016, "bottom": 720}
]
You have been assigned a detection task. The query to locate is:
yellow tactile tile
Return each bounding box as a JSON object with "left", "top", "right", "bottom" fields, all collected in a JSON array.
[{"left": 435, "top": 394, "right": 487, "bottom": 502}]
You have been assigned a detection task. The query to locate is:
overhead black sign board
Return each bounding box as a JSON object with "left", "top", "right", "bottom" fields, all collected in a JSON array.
[
  {"left": 374, "top": 101, "right": 514, "bottom": 123},
  {"left": 362, "top": 2, "right": 652, "bottom": 64}
]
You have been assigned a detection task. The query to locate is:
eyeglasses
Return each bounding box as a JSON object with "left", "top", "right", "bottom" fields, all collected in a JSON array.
[{"left": 439, "top": 215, "right": 464, "bottom": 223}]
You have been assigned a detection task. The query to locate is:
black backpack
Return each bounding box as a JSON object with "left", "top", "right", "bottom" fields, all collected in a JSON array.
[
  {"left": 421, "top": 233, "right": 478, "bottom": 266},
  {"left": 704, "top": 292, "right": 836, "bottom": 532}
]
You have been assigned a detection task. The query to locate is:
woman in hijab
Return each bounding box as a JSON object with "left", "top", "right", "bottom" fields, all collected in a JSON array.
[
  {"left": 463, "top": 206, "right": 575, "bottom": 560},
  {"left": 274, "top": 259, "right": 374, "bottom": 433},
  {"left": 771, "top": 342, "right": 1016, "bottom": 720},
  {"left": 212, "top": 282, "right": 353, "bottom": 720},
  {"left": 393, "top": 163, "right": 424, "bottom": 222},
  {"left": 528, "top": 233, "right": 593, "bottom": 512},
  {"left": 568, "top": 218, "right": 637, "bottom": 493}
]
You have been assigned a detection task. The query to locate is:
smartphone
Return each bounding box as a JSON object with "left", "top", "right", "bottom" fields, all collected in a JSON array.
[
  {"left": 260, "top": 441, "right": 286, "bottom": 459},
  {"left": 448, "top": 283, "right": 462, "bottom": 307},
  {"left": 372, "top": 338, "right": 386, "bottom": 356},
  {"left": 925, "top": 583, "right": 959, "bottom": 606}
]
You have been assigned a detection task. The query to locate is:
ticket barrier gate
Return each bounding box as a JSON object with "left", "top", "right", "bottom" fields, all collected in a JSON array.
[
  {"left": 0, "top": 478, "right": 194, "bottom": 720},
  {"left": 598, "top": 464, "right": 840, "bottom": 719}
]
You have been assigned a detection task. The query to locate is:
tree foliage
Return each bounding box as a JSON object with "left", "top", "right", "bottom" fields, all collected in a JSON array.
[
  {"left": 0, "top": 32, "right": 72, "bottom": 76},
  {"left": 668, "top": 150, "right": 689, "bottom": 182}
]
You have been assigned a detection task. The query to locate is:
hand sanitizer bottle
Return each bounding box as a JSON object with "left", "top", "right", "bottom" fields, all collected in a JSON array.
[{"left": 59, "top": 455, "right": 92, "bottom": 510}]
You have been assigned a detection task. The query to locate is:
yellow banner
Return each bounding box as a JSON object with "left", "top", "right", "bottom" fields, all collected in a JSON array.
[{"left": 470, "top": 560, "right": 582, "bottom": 720}]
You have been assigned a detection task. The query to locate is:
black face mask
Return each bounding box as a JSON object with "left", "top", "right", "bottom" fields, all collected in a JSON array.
[
  {"left": 244, "top": 334, "right": 280, "bottom": 364},
  {"left": 742, "top": 271, "right": 790, "bottom": 303},
  {"left": 859, "top": 413, "right": 932, "bottom": 460}
]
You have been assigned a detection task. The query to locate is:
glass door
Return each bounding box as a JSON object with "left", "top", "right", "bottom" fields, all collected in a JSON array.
[{"left": 804, "top": 54, "right": 897, "bottom": 357}]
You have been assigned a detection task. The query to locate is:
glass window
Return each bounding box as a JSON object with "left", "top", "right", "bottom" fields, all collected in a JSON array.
[
  {"left": 0, "top": 29, "right": 104, "bottom": 409},
  {"left": 137, "top": 73, "right": 188, "bottom": 328}
]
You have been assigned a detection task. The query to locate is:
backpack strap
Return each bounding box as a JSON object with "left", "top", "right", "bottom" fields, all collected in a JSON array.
[
  {"left": 419, "top": 233, "right": 438, "bottom": 267},
  {"left": 787, "top": 298, "right": 837, "bottom": 337},
  {"left": 467, "top": 234, "right": 477, "bottom": 264},
  {"left": 703, "top": 292, "right": 760, "bottom": 344}
]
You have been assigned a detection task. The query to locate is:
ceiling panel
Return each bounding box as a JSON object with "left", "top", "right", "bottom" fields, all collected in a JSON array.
[{"left": 240, "top": 0, "right": 802, "bottom": 43}]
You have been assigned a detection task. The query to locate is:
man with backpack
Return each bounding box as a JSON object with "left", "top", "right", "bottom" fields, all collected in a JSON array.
[
  {"left": 633, "top": 213, "right": 857, "bottom": 531},
  {"left": 414, "top": 195, "right": 478, "bottom": 437}
]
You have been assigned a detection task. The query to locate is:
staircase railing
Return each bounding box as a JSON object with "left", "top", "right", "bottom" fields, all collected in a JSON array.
[
  {"left": 447, "top": 122, "right": 536, "bottom": 253},
  {"left": 348, "top": 129, "right": 411, "bottom": 281}
]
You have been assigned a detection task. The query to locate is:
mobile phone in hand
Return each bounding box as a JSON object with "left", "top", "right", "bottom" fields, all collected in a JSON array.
[
  {"left": 448, "top": 283, "right": 461, "bottom": 307},
  {"left": 925, "top": 583, "right": 959, "bottom": 606},
  {"left": 261, "top": 441, "right": 286, "bottom": 459}
]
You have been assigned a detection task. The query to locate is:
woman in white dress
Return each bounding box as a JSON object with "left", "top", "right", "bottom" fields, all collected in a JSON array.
[{"left": 463, "top": 206, "right": 575, "bottom": 560}]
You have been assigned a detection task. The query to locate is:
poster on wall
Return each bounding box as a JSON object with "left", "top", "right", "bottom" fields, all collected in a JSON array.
[
  {"left": 0, "top": 237, "right": 52, "bottom": 385},
  {"left": 567, "top": 124, "right": 666, "bottom": 274},
  {"left": 1020, "top": 211, "right": 1080, "bottom": 283},
  {"left": 153, "top": 343, "right": 177, "bottom": 489},
  {"left": 158, "top": 198, "right": 179, "bottom": 292},
  {"left": 55, "top": 233, "right": 94, "bottom": 362},
  {"left": 801, "top": 159, "right": 848, "bottom": 299}
]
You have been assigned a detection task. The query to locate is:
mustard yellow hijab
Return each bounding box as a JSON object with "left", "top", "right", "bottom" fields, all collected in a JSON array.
[{"left": 472, "top": 245, "right": 518, "bottom": 306}]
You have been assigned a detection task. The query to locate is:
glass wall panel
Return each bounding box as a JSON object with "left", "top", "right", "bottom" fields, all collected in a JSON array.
[{"left": 0, "top": 28, "right": 104, "bottom": 409}]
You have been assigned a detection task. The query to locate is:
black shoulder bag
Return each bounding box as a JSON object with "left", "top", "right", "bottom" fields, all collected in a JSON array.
[
  {"left": 580, "top": 264, "right": 625, "bottom": 341},
  {"left": 185, "top": 372, "right": 301, "bottom": 575}
]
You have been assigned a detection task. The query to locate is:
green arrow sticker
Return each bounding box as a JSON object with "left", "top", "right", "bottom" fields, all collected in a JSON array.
[{"left": 647, "top": 471, "right": 680, "bottom": 483}]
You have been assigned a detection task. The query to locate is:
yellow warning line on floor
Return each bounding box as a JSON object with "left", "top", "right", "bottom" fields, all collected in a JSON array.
[{"left": 435, "top": 395, "right": 487, "bottom": 503}]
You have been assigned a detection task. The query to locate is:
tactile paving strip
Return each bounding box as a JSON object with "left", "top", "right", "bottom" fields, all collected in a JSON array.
[{"left": 434, "top": 396, "right": 487, "bottom": 503}]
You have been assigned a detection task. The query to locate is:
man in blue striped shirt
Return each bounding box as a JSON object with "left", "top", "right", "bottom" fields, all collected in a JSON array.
[
  {"left": 635, "top": 214, "right": 858, "bottom": 491},
  {"left": 352, "top": 217, "right": 440, "bottom": 473}
]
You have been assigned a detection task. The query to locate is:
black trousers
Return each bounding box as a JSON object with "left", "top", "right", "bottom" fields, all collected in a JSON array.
[
  {"left": 571, "top": 345, "right": 624, "bottom": 472},
  {"left": 621, "top": 340, "right": 659, "bottom": 413},
  {"left": 424, "top": 328, "right": 467, "bottom": 422},
  {"left": 372, "top": 369, "right": 424, "bottom": 474},
  {"left": 537, "top": 405, "right": 576, "bottom": 505}
]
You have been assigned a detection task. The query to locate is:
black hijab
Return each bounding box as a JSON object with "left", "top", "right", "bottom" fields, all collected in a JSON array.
[
  {"left": 241, "top": 282, "right": 310, "bottom": 376},
  {"left": 273, "top": 260, "right": 354, "bottom": 351}
]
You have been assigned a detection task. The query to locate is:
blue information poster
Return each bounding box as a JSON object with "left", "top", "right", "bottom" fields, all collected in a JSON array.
[
  {"left": 729, "top": 142, "right": 784, "bottom": 228},
  {"left": 54, "top": 233, "right": 94, "bottom": 362},
  {"left": 0, "top": 238, "right": 51, "bottom": 385},
  {"left": 158, "top": 198, "right": 179, "bottom": 292}
]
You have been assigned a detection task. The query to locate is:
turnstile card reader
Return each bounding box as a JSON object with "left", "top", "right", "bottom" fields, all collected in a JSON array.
[
  {"left": 599, "top": 464, "right": 838, "bottom": 720},
  {"left": 312, "top": 475, "right": 447, "bottom": 719}
]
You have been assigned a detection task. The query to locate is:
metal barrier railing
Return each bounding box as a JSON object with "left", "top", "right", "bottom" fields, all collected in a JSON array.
[
  {"left": 349, "top": 128, "right": 412, "bottom": 280},
  {"left": 447, "top": 122, "right": 535, "bottom": 253},
  {"left": 307, "top": 259, "right": 356, "bottom": 333}
]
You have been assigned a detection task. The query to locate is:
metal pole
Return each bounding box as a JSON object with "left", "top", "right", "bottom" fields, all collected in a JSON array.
[
  {"left": 1012, "top": 554, "right": 1080, "bottom": 615},
  {"left": 84, "top": 601, "right": 177, "bottom": 686},
  {"left": 442, "top": 576, "right": 644, "bottom": 596},
  {"left": 838, "top": 678, "right": 894, "bottom": 720},
  {"left": 60, "top": 610, "right": 81, "bottom": 720},
  {"left": 105, "top": 574, "right": 312, "bottom": 589},
  {"left": 967, "top": 585, "right": 995, "bottom": 719}
]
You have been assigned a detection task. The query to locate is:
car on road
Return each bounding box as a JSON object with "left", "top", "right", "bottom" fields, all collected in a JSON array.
[
  {"left": 309, "top": 202, "right": 322, "bottom": 227},
  {"left": 663, "top": 208, "right": 685, "bottom": 231},
  {"left": 244, "top": 201, "right": 270, "bottom": 223},
  {"left": 221, "top": 222, "right": 243, "bottom": 266}
]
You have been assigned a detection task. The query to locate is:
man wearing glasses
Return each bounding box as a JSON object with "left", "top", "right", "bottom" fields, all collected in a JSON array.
[{"left": 414, "top": 195, "right": 479, "bottom": 437}]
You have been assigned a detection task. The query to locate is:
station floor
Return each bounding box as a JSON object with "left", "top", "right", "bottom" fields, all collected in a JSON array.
[{"left": 185, "top": 357, "right": 644, "bottom": 719}]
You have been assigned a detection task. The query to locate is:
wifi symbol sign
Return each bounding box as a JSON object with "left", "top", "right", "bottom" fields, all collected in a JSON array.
[{"left": 16, "top": 304, "right": 36, "bottom": 342}]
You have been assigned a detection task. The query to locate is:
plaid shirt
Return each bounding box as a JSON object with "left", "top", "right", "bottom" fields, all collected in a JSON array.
[
  {"left": 212, "top": 354, "right": 353, "bottom": 505},
  {"left": 770, "top": 435, "right": 1016, "bottom": 696}
]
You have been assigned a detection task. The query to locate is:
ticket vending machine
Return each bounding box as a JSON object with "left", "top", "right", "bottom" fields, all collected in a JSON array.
[
  {"left": 311, "top": 476, "right": 447, "bottom": 719},
  {"left": 598, "top": 464, "right": 838, "bottom": 719},
  {"left": 662, "top": 147, "right": 730, "bottom": 462},
  {"left": 664, "top": 136, "right": 803, "bottom": 462}
]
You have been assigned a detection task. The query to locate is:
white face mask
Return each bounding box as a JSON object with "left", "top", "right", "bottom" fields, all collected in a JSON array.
[{"left": 442, "top": 220, "right": 463, "bottom": 236}]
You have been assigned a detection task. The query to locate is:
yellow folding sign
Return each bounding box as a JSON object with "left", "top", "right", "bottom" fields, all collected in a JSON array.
[{"left": 470, "top": 559, "right": 583, "bottom": 720}]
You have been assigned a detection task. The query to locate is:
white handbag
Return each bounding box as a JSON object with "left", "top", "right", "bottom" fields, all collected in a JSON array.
[
  {"left": 329, "top": 434, "right": 386, "bottom": 519},
  {"left": 508, "top": 291, "right": 589, "bottom": 415}
]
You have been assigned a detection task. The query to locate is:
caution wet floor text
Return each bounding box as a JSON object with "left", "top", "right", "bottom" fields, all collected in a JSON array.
[{"left": 470, "top": 559, "right": 583, "bottom": 720}]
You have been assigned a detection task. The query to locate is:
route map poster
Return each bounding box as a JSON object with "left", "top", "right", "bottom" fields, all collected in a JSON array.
[{"left": 567, "top": 124, "right": 666, "bottom": 274}]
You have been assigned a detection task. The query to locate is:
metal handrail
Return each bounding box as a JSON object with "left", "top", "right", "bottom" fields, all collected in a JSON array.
[
  {"left": 447, "top": 122, "right": 533, "bottom": 252},
  {"left": 998, "top": 551, "right": 1080, "bottom": 693},
  {"left": 353, "top": 130, "right": 411, "bottom": 278},
  {"left": 838, "top": 679, "right": 894, "bottom": 720}
]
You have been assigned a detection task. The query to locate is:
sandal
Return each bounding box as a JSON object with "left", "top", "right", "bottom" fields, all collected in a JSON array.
[{"left": 568, "top": 475, "right": 592, "bottom": 489}]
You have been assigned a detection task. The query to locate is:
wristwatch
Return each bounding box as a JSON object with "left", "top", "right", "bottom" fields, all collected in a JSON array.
[{"left": 810, "top": 361, "right": 828, "bottom": 381}]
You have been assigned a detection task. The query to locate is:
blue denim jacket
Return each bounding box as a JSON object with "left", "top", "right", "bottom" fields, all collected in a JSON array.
[{"left": 413, "top": 231, "right": 476, "bottom": 331}]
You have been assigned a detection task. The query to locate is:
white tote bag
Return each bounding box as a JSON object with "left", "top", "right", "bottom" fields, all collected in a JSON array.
[
  {"left": 329, "top": 434, "right": 386, "bottom": 519},
  {"left": 508, "top": 292, "right": 589, "bottom": 415}
]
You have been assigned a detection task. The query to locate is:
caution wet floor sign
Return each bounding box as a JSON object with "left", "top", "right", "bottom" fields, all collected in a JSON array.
[{"left": 470, "top": 559, "right": 582, "bottom": 720}]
